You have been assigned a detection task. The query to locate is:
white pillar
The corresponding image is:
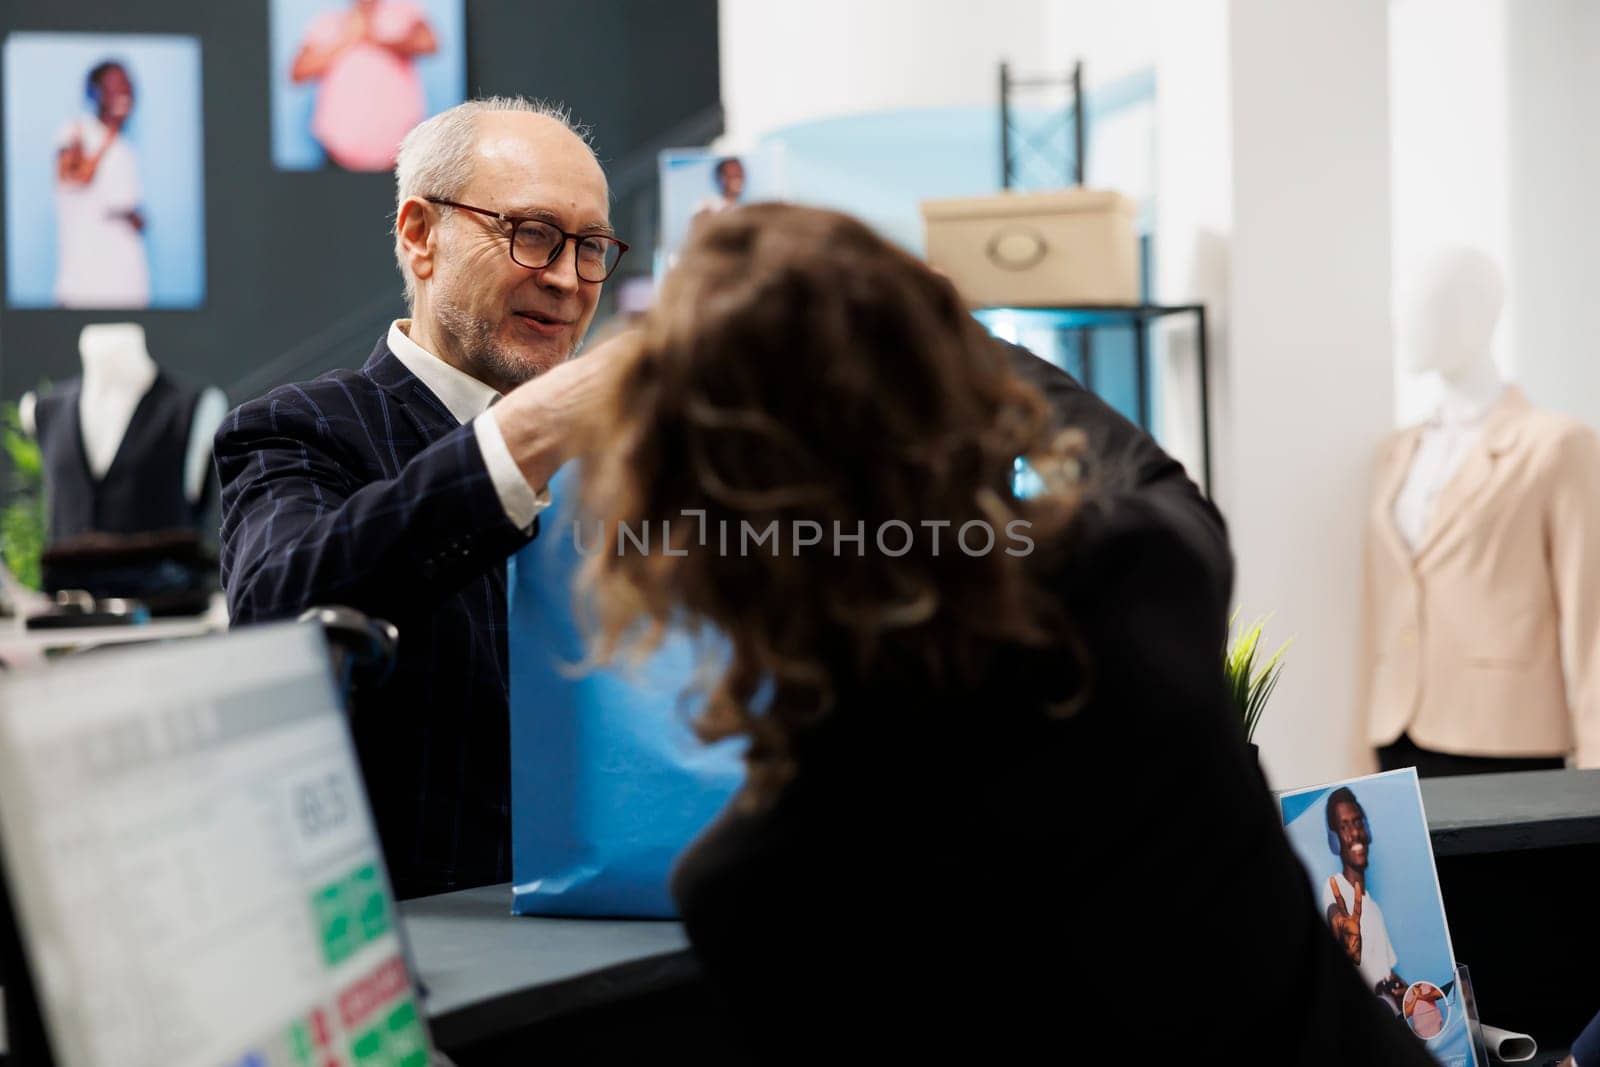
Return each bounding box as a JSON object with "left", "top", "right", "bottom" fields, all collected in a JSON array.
[
  {"left": 1503, "top": 0, "right": 1600, "bottom": 429},
  {"left": 1151, "top": 0, "right": 1232, "bottom": 499},
  {"left": 1227, "top": 0, "right": 1393, "bottom": 788}
]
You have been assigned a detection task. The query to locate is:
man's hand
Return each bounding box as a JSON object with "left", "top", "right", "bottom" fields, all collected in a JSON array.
[
  {"left": 491, "top": 331, "right": 637, "bottom": 494},
  {"left": 57, "top": 129, "right": 118, "bottom": 185},
  {"left": 56, "top": 140, "right": 88, "bottom": 184},
  {"left": 381, "top": 17, "right": 438, "bottom": 58},
  {"left": 1328, "top": 876, "right": 1364, "bottom": 965}
]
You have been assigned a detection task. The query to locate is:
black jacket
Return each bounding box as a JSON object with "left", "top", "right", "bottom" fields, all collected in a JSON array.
[
  {"left": 216, "top": 338, "right": 536, "bottom": 898},
  {"left": 671, "top": 346, "right": 1435, "bottom": 1063}
]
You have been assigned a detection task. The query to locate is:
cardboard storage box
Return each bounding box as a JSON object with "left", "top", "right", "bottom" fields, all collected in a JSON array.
[{"left": 920, "top": 188, "right": 1140, "bottom": 307}]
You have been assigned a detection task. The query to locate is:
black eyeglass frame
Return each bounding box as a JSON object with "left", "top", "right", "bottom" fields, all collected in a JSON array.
[{"left": 424, "top": 196, "right": 629, "bottom": 282}]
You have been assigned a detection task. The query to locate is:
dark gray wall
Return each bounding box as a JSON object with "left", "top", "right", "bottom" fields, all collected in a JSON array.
[{"left": 0, "top": 0, "right": 719, "bottom": 402}]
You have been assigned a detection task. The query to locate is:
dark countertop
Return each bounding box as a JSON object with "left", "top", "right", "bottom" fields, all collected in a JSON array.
[
  {"left": 399, "top": 884, "right": 694, "bottom": 1049},
  {"left": 1422, "top": 768, "right": 1600, "bottom": 856}
]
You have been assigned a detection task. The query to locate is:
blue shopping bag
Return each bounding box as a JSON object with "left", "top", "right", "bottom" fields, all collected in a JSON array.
[{"left": 508, "top": 466, "right": 744, "bottom": 917}]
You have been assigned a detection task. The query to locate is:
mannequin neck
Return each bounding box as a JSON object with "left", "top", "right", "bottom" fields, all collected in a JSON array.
[
  {"left": 1435, "top": 354, "right": 1503, "bottom": 422},
  {"left": 79, "top": 325, "right": 158, "bottom": 398}
]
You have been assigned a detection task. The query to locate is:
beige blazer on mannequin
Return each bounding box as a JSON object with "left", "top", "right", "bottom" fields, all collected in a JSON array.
[{"left": 1360, "top": 387, "right": 1600, "bottom": 766}]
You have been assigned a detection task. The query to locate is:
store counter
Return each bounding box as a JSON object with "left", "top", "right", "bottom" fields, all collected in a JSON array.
[
  {"left": 1422, "top": 768, "right": 1600, "bottom": 1056},
  {"left": 1422, "top": 767, "right": 1600, "bottom": 855},
  {"left": 401, "top": 885, "right": 694, "bottom": 1051},
  {"left": 400, "top": 770, "right": 1600, "bottom": 1058},
  {"left": 7, "top": 770, "right": 1597, "bottom": 1061}
]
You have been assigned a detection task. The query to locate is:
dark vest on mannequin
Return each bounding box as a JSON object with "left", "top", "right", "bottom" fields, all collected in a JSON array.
[{"left": 34, "top": 374, "right": 206, "bottom": 541}]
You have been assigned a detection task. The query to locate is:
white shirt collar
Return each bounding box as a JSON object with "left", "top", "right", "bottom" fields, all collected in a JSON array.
[{"left": 386, "top": 319, "right": 500, "bottom": 426}]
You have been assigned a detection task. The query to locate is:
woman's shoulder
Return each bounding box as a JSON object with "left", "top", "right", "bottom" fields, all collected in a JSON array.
[
  {"left": 1054, "top": 480, "right": 1231, "bottom": 619},
  {"left": 670, "top": 785, "right": 822, "bottom": 944}
]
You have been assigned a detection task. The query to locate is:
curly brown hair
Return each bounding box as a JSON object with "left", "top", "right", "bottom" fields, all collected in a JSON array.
[{"left": 577, "top": 203, "right": 1085, "bottom": 805}]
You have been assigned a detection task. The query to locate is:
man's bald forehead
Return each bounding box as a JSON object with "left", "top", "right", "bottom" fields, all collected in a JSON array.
[{"left": 469, "top": 110, "right": 605, "bottom": 183}]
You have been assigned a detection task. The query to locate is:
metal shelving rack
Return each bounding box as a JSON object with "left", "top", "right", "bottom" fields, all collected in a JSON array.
[
  {"left": 982, "top": 303, "right": 1212, "bottom": 496},
  {"left": 1000, "top": 60, "right": 1086, "bottom": 190},
  {"left": 993, "top": 64, "right": 1210, "bottom": 495}
]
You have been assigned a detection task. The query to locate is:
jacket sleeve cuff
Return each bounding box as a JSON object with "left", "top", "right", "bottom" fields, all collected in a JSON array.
[{"left": 474, "top": 410, "right": 552, "bottom": 533}]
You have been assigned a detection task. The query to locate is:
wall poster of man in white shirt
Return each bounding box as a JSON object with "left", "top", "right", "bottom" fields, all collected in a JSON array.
[{"left": 3, "top": 33, "right": 205, "bottom": 310}]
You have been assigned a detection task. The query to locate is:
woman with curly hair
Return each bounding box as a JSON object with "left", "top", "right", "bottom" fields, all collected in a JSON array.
[{"left": 574, "top": 203, "right": 1433, "bottom": 1064}]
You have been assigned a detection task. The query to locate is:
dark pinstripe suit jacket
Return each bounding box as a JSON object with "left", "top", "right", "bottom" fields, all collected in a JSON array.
[{"left": 215, "top": 337, "right": 537, "bottom": 899}]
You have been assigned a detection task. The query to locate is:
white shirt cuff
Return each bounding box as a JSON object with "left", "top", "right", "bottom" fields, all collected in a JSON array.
[{"left": 473, "top": 410, "right": 551, "bottom": 532}]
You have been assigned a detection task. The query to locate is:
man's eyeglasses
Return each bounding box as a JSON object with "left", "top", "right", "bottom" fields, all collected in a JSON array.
[{"left": 425, "top": 197, "right": 629, "bottom": 283}]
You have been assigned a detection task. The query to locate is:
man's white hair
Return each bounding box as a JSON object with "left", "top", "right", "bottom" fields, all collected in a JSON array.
[{"left": 393, "top": 96, "right": 595, "bottom": 307}]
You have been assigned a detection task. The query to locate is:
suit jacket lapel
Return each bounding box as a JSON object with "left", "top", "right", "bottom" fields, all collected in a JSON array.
[
  {"left": 1413, "top": 386, "right": 1530, "bottom": 564},
  {"left": 362, "top": 338, "right": 459, "bottom": 446},
  {"left": 1376, "top": 427, "right": 1424, "bottom": 571}
]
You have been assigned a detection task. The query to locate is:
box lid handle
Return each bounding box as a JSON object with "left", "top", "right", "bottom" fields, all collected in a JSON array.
[{"left": 986, "top": 227, "right": 1049, "bottom": 271}]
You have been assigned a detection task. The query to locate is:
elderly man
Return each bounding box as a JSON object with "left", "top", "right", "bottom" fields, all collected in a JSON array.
[{"left": 215, "top": 97, "right": 627, "bottom": 898}]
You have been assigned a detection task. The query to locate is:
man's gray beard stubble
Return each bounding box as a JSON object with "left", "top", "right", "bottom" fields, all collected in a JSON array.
[{"left": 436, "top": 295, "right": 574, "bottom": 392}]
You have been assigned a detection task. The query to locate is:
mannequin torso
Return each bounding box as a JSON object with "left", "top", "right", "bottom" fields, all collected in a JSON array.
[
  {"left": 20, "top": 324, "right": 226, "bottom": 503},
  {"left": 1364, "top": 247, "right": 1600, "bottom": 769},
  {"left": 76, "top": 323, "right": 160, "bottom": 479},
  {"left": 1392, "top": 357, "right": 1507, "bottom": 554}
]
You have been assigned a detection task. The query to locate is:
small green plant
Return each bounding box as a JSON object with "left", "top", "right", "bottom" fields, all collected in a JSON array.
[
  {"left": 2, "top": 401, "right": 46, "bottom": 589},
  {"left": 1226, "top": 614, "right": 1290, "bottom": 743}
]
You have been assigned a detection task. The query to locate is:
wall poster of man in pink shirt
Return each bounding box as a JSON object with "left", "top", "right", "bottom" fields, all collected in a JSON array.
[{"left": 271, "top": 0, "right": 464, "bottom": 172}]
